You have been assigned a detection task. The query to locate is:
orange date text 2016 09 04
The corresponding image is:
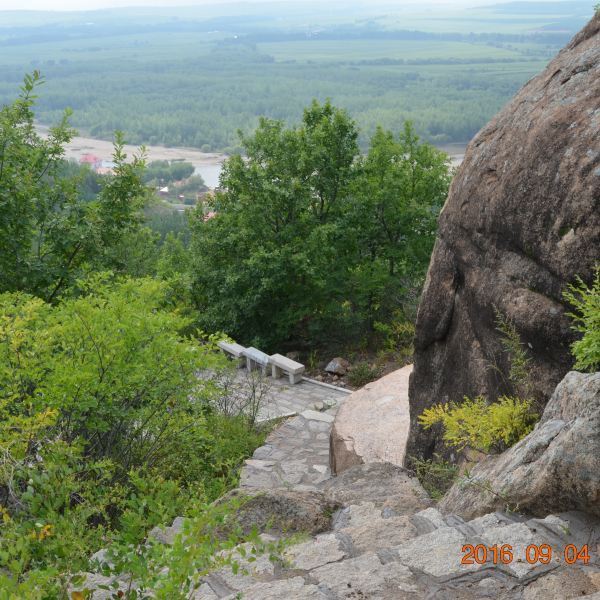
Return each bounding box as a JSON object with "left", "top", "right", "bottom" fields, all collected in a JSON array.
[{"left": 460, "top": 543, "right": 592, "bottom": 566}]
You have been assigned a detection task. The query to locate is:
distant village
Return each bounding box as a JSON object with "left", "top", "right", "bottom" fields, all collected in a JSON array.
[
  {"left": 79, "top": 152, "right": 116, "bottom": 175},
  {"left": 78, "top": 152, "right": 215, "bottom": 219}
]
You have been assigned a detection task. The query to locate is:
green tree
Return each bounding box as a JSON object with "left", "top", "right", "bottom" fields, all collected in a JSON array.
[
  {"left": 346, "top": 123, "right": 451, "bottom": 330},
  {"left": 190, "top": 102, "right": 451, "bottom": 351},
  {"left": 0, "top": 72, "right": 148, "bottom": 301},
  {"left": 190, "top": 101, "right": 360, "bottom": 350}
]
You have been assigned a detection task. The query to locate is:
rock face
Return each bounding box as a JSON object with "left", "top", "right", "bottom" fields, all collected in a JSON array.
[
  {"left": 407, "top": 14, "right": 600, "bottom": 460},
  {"left": 329, "top": 366, "right": 411, "bottom": 474},
  {"left": 440, "top": 371, "right": 600, "bottom": 520}
]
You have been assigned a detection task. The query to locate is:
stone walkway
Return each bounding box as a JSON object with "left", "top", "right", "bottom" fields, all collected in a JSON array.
[
  {"left": 199, "top": 367, "right": 350, "bottom": 423},
  {"left": 213, "top": 366, "right": 350, "bottom": 491},
  {"left": 241, "top": 409, "right": 337, "bottom": 492},
  {"left": 254, "top": 376, "right": 349, "bottom": 422}
]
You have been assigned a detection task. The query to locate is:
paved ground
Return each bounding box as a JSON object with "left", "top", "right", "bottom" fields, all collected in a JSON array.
[
  {"left": 200, "top": 366, "right": 350, "bottom": 422},
  {"left": 233, "top": 368, "right": 349, "bottom": 491},
  {"left": 241, "top": 409, "right": 337, "bottom": 492},
  {"left": 254, "top": 376, "right": 349, "bottom": 422}
]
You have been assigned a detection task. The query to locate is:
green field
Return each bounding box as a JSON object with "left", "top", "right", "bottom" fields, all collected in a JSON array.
[{"left": 257, "top": 40, "right": 525, "bottom": 62}]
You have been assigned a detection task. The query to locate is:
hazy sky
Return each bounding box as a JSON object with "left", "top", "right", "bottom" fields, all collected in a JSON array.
[{"left": 0, "top": 0, "right": 526, "bottom": 11}]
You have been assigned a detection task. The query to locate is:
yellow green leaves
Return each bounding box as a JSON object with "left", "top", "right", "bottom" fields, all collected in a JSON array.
[
  {"left": 418, "top": 395, "right": 538, "bottom": 454},
  {"left": 564, "top": 266, "right": 600, "bottom": 373}
]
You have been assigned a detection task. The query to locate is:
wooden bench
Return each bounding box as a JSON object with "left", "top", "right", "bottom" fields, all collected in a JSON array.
[
  {"left": 270, "top": 353, "right": 305, "bottom": 384},
  {"left": 242, "top": 347, "right": 271, "bottom": 375},
  {"left": 217, "top": 340, "right": 246, "bottom": 367}
]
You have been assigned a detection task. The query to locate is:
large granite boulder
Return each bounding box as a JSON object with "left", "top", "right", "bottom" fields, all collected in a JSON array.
[
  {"left": 329, "top": 365, "right": 411, "bottom": 475},
  {"left": 407, "top": 14, "right": 600, "bottom": 460},
  {"left": 440, "top": 371, "right": 600, "bottom": 520}
]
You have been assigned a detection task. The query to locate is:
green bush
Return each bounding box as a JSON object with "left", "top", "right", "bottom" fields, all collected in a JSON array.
[
  {"left": 0, "top": 277, "right": 266, "bottom": 595},
  {"left": 418, "top": 395, "right": 539, "bottom": 454},
  {"left": 564, "top": 266, "right": 600, "bottom": 372},
  {"left": 410, "top": 455, "right": 459, "bottom": 500},
  {"left": 374, "top": 312, "right": 415, "bottom": 358},
  {"left": 347, "top": 362, "right": 383, "bottom": 388}
]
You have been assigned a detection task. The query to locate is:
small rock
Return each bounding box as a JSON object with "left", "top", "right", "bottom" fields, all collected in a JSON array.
[{"left": 324, "top": 357, "right": 350, "bottom": 376}]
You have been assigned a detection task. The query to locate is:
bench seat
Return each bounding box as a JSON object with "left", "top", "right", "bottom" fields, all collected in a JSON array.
[
  {"left": 217, "top": 340, "right": 246, "bottom": 358},
  {"left": 243, "top": 347, "right": 271, "bottom": 375},
  {"left": 270, "top": 353, "right": 305, "bottom": 384}
]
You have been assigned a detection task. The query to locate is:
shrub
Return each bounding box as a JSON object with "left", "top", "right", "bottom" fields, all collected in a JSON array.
[
  {"left": 564, "top": 266, "right": 600, "bottom": 372},
  {"left": 374, "top": 312, "right": 415, "bottom": 358},
  {"left": 418, "top": 395, "right": 538, "bottom": 454},
  {"left": 0, "top": 277, "right": 266, "bottom": 594},
  {"left": 410, "top": 455, "right": 458, "bottom": 500},
  {"left": 347, "top": 362, "right": 383, "bottom": 388},
  {"left": 494, "top": 309, "right": 532, "bottom": 398}
]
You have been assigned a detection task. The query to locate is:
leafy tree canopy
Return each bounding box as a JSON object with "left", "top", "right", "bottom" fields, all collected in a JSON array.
[
  {"left": 190, "top": 100, "right": 451, "bottom": 351},
  {"left": 0, "top": 72, "right": 148, "bottom": 302}
]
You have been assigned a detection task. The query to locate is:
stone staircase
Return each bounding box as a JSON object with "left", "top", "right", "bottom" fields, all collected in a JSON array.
[
  {"left": 156, "top": 462, "right": 600, "bottom": 599},
  {"left": 76, "top": 370, "right": 600, "bottom": 599}
]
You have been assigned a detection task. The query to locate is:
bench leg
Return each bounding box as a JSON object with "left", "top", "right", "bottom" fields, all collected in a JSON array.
[
  {"left": 289, "top": 372, "right": 303, "bottom": 385},
  {"left": 272, "top": 365, "right": 283, "bottom": 379},
  {"left": 246, "top": 357, "right": 253, "bottom": 371}
]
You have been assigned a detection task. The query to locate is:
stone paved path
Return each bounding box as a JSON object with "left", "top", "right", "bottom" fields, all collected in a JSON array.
[
  {"left": 220, "top": 367, "right": 350, "bottom": 491},
  {"left": 254, "top": 376, "right": 349, "bottom": 422},
  {"left": 241, "top": 409, "right": 337, "bottom": 492},
  {"left": 199, "top": 367, "right": 350, "bottom": 423}
]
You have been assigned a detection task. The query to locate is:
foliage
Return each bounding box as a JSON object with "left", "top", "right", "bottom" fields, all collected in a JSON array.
[
  {"left": 494, "top": 308, "right": 533, "bottom": 398},
  {"left": 69, "top": 494, "right": 292, "bottom": 600},
  {"left": 347, "top": 362, "right": 383, "bottom": 388},
  {"left": 0, "top": 278, "right": 266, "bottom": 594},
  {"left": 176, "top": 175, "right": 208, "bottom": 195},
  {"left": 190, "top": 102, "right": 450, "bottom": 351},
  {"left": 142, "top": 160, "right": 197, "bottom": 186},
  {"left": 348, "top": 126, "right": 451, "bottom": 331},
  {"left": 418, "top": 396, "right": 539, "bottom": 454},
  {"left": 0, "top": 72, "right": 148, "bottom": 302},
  {"left": 374, "top": 313, "right": 415, "bottom": 360},
  {"left": 410, "top": 455, "right": 458, "bottom": 500},
  {"left": 144, "top": 203, "right": 190, "bottom": 243},
  {"left": 564, "top": 266, "right": 600, "bottom": 372},
  {"left": 0, "top": 9, "right": 566, "bottom": 153}
]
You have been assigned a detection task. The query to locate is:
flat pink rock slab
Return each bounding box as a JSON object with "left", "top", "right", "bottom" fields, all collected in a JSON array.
[{"left": 330, "top": 365, "right": 411, "bottom": 474}]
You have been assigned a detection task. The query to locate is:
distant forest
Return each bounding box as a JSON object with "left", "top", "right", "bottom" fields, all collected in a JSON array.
[{"left": 0, "top": 1, "right": 592, "bottom": 152}]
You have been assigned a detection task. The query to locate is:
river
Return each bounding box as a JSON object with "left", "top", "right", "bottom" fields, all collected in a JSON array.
[{"left": 38, "top": 127, "right": 466, "bottom": 189}]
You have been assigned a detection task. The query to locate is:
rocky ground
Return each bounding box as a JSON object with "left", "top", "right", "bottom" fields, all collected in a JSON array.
[{"left": 76, "top": 368, "right": 600, "bottom": 599}]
